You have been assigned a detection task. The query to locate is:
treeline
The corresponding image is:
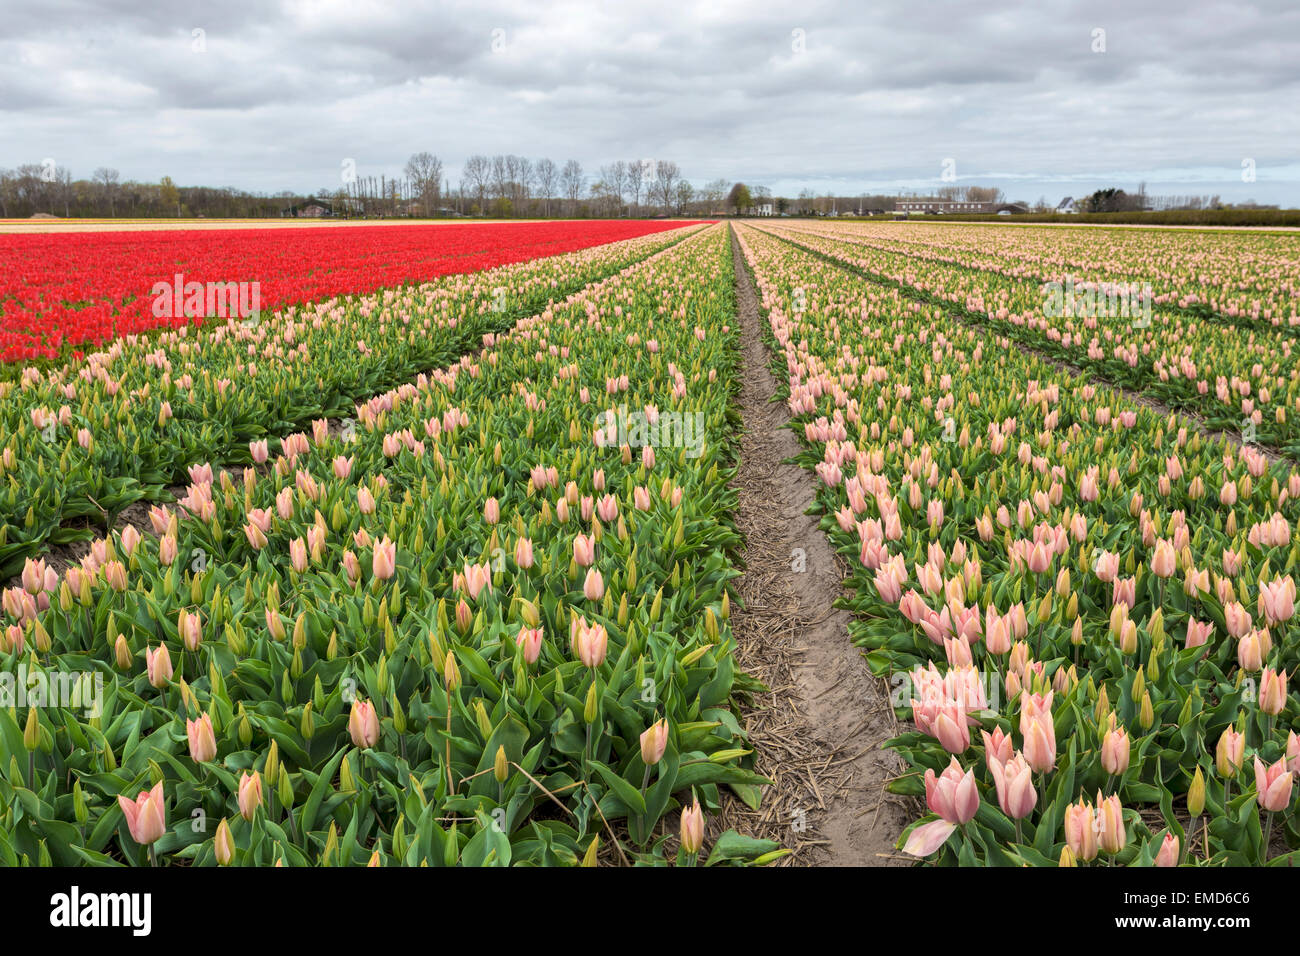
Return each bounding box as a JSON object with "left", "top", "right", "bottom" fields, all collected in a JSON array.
[
  {"left": 0, "top": 155, "right": 734, "bottom": 219},
  {"left": 886, "top": 208, "right": 1300, "bottom": 228},
  {"left": 0, "top": 164, "right": 305, "bottom": 219}
]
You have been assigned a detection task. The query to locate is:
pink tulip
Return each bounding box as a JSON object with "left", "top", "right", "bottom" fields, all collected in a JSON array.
[
  {"left": 680, "top": 795, "right": 704, "bottom": 854},
  {"left": 372, "top": 537, "right": 397, "bottom": 581},
  {"left": 1155, "top": 832, "right": 1180, "bottom": 867},
  {"left": 583, "top": 568, "right": 605, "bottom": 602},
  {"left": 187, "top": 713, "right": 217, "bottom": 763},
  {"left": 981, "top": 728, "right": 1014, "bottom": 770},
  {"left": 514, "top": 536, "right": 534, "bottom": 569},
  {"left": 464, "top": 562, "right": 492, "bottom": 600},
  {"left": 576, "top": 622, "right": 608, "bottom": 668},
  {"left": 177, "top": 608, "right": 202, "bottom": 652},
  {"left": 1101, "top": 724, "right": 1130, "bottom": 776},
  {"left": 249, "top": 439, "right": 269, "bottom": 463},
  {"left": 990, "top": 752, "right": 1037, "bottom": 820},
  {"left": 516, "top": 626, "right": 543, "bottom": 664},
  {"left": 145, "top": 644, "right": 173, "bottom": 688},
  {"left": 1096, "top": 792, "right": 1127, "bottom": 854},
  {"left": 118, "top": 781, "right": 167, "bottom": 846},
  {"left": 1259, "top": 667, "right": 1287, "bottom": 716},
  {"left": 1185, "top": 618, "right": 1213, "bottom": 649},
  {"left": 1064, "top": 798, "right": 1099, "bottom": 861},
  {"left": 573, "top": 534, "right": 595, "bottom": 567},
  {"left": 1254, "top": 756, "right": 1294, "bottom": 812},
  {"left": 348, "top": 699, "right": 381, "bottom": 749},
  {"left": 484, "top": 497, "right": 500, "bottom": 525},
  {"left": 640, "top": 719, "right": 669, "bottom": 766},
  {"left": 237, "top": 771, "right": 263, "bottom": 821},
  {"left": 1022, "top": 713, "right": 1057, "bottom": 774},
  {"left": 357, "top": 487, "right": 376, "bottom": 514},
  {"left": 1150, "top": 540, "right": 1177, "bottom": 579}
]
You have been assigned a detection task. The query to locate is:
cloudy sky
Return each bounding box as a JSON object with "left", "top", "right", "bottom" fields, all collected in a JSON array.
[{"left": 3, "top": 0, "right": 1298, "bottom": 205}]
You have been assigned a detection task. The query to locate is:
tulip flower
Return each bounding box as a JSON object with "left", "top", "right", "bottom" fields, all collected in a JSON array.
[
  {"left": 680, "top": 794, "right": 705, "bottom": 857},
  {"left": 118, "top": 781, "right": 167, "bottom": 847},
  {"left": 348, "top": 698, "right": 381, "bottom": 750},
  {"left": 372, "top": 537, "right": 397, "bottom": 581},
  {"left": 214, "top": 817, "right": 235, "bottom": 865},
  {"left": 583, "top": 568, "right": 605, "bottom": 601},
  {"left": 903, "top": 758, "right": 979, "bottom": 857},
  {"left": 1155, "top": 832, "right": 1179, "bottom": 868},
  {"left": 1100, "top": 722, "right": 1130, "bottom": 777},
  {"left": 1096, "top": 791, "right": 1127, "bottom": 855},
  {"left": 573, "top": 533, "right": 595, "bottom": 567},
  {"left": 1216, "top": 726, "right": 1245, "bottom": 779},
  {"left": 1259, "top": 667, "right": 1287, "bottom": 716},
  {"left": 640, "top": 719, "right": 669, "bottom": 767},
  {"left": 990, "top": 752, "right": 1037, "bottom": 822},
  {"left": 237, "top": 771, "right": 264, "bottom": 821},
  {"left": 1255, "top": 756, "right": 1293, "bottom": 813},
  {"left": 576, "top": 622, "right": 608, "bottom": 669},
  {"left": 187, "top": 713, "right": 218, "bottom": 763},
  {"left": 515, "top": 626, "right": 544, "bottom": 664},
  {"left": 1063, "top": 798, "right": 1099, "bottom": 862},
  {"left": 145, "top": 644, "right": 173, "bottom": 688}
]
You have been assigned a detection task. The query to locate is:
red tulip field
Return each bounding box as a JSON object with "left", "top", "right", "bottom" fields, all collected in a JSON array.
[{"left": 4, "top": 217, "right": 1300, "bottom": 868}]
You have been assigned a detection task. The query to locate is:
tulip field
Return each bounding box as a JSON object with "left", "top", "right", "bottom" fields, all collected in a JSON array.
[
  {"left": 736, "top": 220, "right": 1300, "bottom": 865},
  {"left": 4, "top": 215, "right": 1300, "bottom": 867}
]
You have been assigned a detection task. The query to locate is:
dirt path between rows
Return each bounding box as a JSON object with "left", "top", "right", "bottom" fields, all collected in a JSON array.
[{"left": 720, "top": 224, "right": 913, "bottom": 866}]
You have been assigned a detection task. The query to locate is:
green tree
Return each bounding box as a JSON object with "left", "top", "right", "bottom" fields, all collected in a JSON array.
[
  {"left": 159, "top": 176, "right": 181, "bottom": 217},
  {"left": 727, "top": 183, "right": 752, "bottom": 215}
]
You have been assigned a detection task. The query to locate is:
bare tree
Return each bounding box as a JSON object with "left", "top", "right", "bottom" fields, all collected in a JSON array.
[
  {"left": 599, "top": 160, "right": 628, "bottom": 216},
  {"left": 650, "top": 160, "right": 680, "bottom": 213},
  {"left": 561, "top": 160, "right": 585, "bottom": 215},
  {"left": 403, "top": 152, "right": 443, "bottom": 216},
  {"left": 626, "top": 159, "right": 644, "bottom": 216},
  {"left": 534, "top": 158, "right": 558, "bottom": 216},
  {"left": 92, "top": 167, "right": 120, "bottom": 216},
  {"left": 462, "top": 155, "right": 490, "bottom": 213},
  {"left": 674, "top": 179, "right": 695, "bottom": 216},
  {"left": 488, "top": 155, "right": 508, "bottom": 209}
]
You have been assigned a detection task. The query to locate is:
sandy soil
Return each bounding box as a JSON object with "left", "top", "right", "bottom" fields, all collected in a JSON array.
[{"left": 718, "top": 224, "right": 914, "bottom": 865}]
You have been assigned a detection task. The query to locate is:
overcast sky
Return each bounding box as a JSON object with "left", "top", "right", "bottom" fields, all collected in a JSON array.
[{"left": 3, "top": 0, "right": 1298, "bottom": 205}]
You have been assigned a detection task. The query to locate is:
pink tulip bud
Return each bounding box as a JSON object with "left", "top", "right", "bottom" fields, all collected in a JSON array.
[
  {"left": 250, "top": 439, "right": 269, "bottom": 464},
  {"left": 1064, "top": 798, "right": 1099, "bottom": 861},
  {"left": 372, "top": 537, "right": 397, "bottom": 581},
  {"left": 187, "top": 713, "right": 218, "bottom": 763},
  {"left": 1096, "top": 792, "right": 1127, "bottom": 854},
  {"left": 516, "top": 626, "right": 543, "bottom": 664},
  {"left": 178, "top": 608, "right": 202, "bottom": 651},
  {"left": 1155, "top": 832, "right": 1180, "bottom": 867},
  {"left": 1101, "top": 724, "right": 1130, "bottom": 776},
  {"left": 237, "top": 771, "right": 263, "bottom": 821},
  {"left": 145, "top": 644, "right": 173, "bottom": 688},
  {"left": 576, "top": 622, "right": 608, "bottom": 668},
  {"left": 348, "top": 699, "right": 381, "bottom": 749},
  {"left": 640, "top": 718, "right": 669, "bottom": 766},
  {"left": 680, "top": 795, "right": 705, "bottom": 854},
  {"left": 514, "top": 536, "right": 534, "bottom": 569},
  {"left": 573, "top": 533, "right": 595, "bottom": 567},
  {"left": 1260, "top": 667, "right": 1287, "bottom": 716},
  {"left": 583, "top": 568, "right": 605, "bottom": 602}
]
